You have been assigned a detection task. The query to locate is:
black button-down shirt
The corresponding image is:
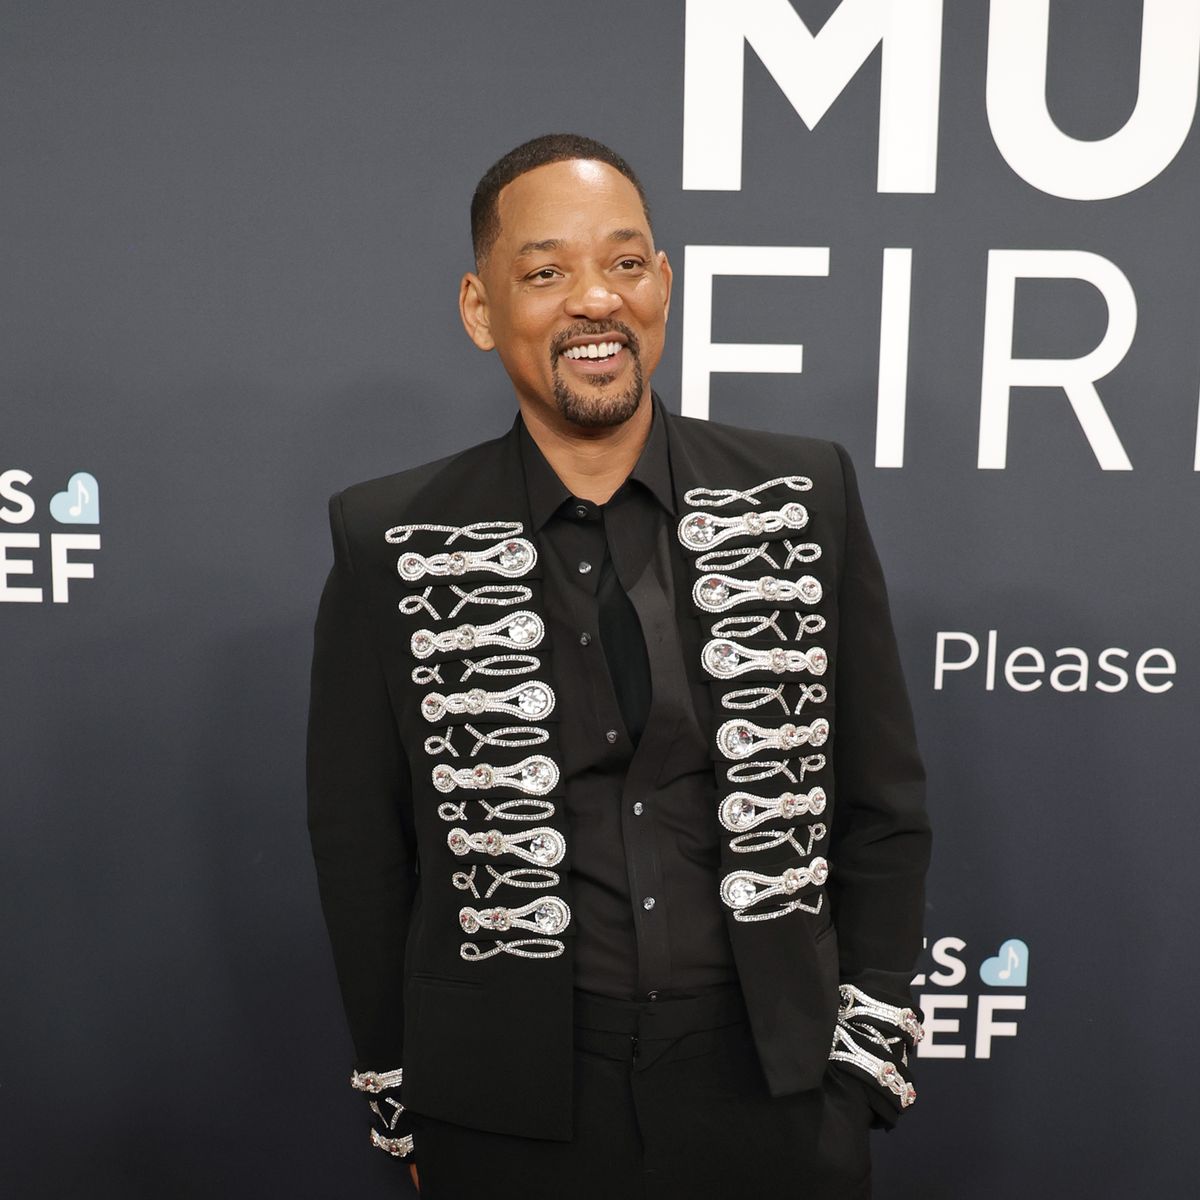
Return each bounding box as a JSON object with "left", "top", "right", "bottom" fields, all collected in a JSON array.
[{"left": 518, "top": 394, "right": 738, "bottom": 1000}]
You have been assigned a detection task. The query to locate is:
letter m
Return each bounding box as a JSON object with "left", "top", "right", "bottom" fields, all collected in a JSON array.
[{"left": 683, "top": 0, "right": 943, "bottom": 192}]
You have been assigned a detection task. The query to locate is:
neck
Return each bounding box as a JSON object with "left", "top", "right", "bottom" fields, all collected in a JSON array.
[{"left": 518, "top": 390, "right": 654, "bottom": 505}]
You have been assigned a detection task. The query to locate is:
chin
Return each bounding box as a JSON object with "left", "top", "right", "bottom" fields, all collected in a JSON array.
[{"left": 552, "top": 367, "right": 645, "bottom": 430}]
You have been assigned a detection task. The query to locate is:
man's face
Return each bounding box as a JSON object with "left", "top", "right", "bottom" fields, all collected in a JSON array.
[{"left": 461, "top": 159, "right": 672, "bottom": 429}]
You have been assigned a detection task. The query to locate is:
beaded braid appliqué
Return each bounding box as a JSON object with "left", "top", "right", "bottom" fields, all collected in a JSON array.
[{"left": 389, "top": 517, "right": 570, "bottom": 963}]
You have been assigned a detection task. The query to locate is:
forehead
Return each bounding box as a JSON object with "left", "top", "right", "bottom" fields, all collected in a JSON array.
[{"left": 493, "top": 159, "right": 649, "bottom": 254}]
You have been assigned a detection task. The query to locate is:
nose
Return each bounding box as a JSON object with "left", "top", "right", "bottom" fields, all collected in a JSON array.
[{"left": 565, "top": 265, "right": 621, "bottom": 320}]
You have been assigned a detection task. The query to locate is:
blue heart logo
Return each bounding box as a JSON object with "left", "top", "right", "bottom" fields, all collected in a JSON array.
[
  {"left": 49, "top": 472, "right": 100, "bottom": 524},
  {"left": 979, "top": 938, "right": 1029, "bottom": 987}
]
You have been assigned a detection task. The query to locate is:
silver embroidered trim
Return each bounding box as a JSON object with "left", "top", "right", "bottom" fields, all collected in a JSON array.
[
  {"left": 459, "top": 895, "right": 571, "bottom": 935},
  {"left": 678, "top": 503, "right": 809, "bottom": 552},
  {"left": 710, "top": 609, "right": 827, "bottom": 641},
  {"left": 839, "top": 983, "right": 924, "bottom": 1045},
  {"left": 398, "top": 582, "right": 535, "bottom": 620},
  {"left": 370, "top": 1128, "right": 415, "bottom": 1157},
  {"left": 702, "top": 639, "right": 828, "bottom": 679},
  {"left": 693, "top": 572, "right": 822, "bottom": 613},
  {"left": 720, "top": 858, "right": 829, "bottom": 915},
  {"left": 693, "top": 540, "right": 822, "bottom": 574},
  {"left": 411, "top": 611, "right": 543, "bottom": 658},
  {"left": 717, "top": 717, "right": 830, "bottom": 759},
  {"left": 432, "top": 754, "right": 559, "bottom": 795},
  {"left": 425, "top": 724, "right": 550, "bottom": 758},
  {"left": 437, "top": 796, "right": 556, "bottom": 823},
  {"left": 447, "top": 826, "right": 566, "bottom": 867},
  {"left": 719, "top": 787, "right": 827, "bottom": 831},
  {"left": 830, "top": 1021, "right": 918, "bottom": 1109},
  {"left": 729, "top": 822, "right": 826, "bottom": 855},
  {"left": 421, "top": 680, "right": 555, "bottom": 722},
  {"left": 722, "top": 682, "right": 828, "bottom": 712},
  {"left": 459, "top": 652, "right": 540, "bottom": 679},
  {"left": 725, "top": 754, "right": 824, "bottom": 784},
  {"left": 461, "top": 937, "right": 564, "bottom": 960},
  {"left": 386, "top": 519, "right": 523, "bottom": 544},
  {"left": 369, "top": 1096, "right": 406, "bottom": 1131},
  {"left": 397, "top": 537, "right": 537, "bottom": 582},
  {"left": 351, "top": 1067, "right": 403, "bottom": 1094},
  {"left": 683, "top": 475, "right": 812, "bottom": 507},
  {"left": 452, "top": 864, "right": 561, "bottom": 899}
]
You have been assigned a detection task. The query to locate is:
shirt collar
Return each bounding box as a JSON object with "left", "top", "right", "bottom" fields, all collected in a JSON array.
[{"left": 518, "top": 391, "right": 677, "bottom": 532}]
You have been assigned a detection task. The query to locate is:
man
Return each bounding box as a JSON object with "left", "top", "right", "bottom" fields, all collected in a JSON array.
[{"left": 307, "top": 133, "right": 931, "bottom": 1199}]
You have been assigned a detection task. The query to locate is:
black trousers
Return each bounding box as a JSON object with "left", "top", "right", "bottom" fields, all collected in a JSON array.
[{"left": 408, "top": 984, "right": 873, "bottom": 1199}]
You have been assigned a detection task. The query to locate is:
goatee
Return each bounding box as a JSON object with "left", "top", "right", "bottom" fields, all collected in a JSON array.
[
  {"left": 549, "top": 320, "right": 645, "bottom": 428},
  {"left": 552, "top": 357, "right": 645, "bottom": 428}
]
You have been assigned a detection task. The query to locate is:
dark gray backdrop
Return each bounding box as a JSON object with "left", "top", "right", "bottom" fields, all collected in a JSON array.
[{"left": 3, "top": 2, "right": 1196, "bottom": 1196}]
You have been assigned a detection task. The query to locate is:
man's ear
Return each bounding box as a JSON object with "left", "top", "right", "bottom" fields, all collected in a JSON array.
[
  {"left": 459, "top": 272, "right": 495, "bottom": 351},
  {"left": 656, "top": 250, "right": 673, "bottom": 325}
]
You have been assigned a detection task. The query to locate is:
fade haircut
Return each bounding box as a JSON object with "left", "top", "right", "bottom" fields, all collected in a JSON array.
[{"left": 470, "top": 133, "right": 653, "bottom": 267}]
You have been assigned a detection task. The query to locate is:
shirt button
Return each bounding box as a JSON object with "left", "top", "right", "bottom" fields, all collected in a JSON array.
[
  {"left": 642, "top": 896, "right": 656, "bottom": 911},
  {"left": 578, "top": 560, "right": 592, "bottom": 574},
  {"left": 606, "top": 729, "right": 618, "bottom": 743},
  {"left": 632, "top": 801, "right": 644, "bottom": 816},
  {"left": 574, "top": 504, "right": 588, "bottom": 518},
  {"left": 646, "top": 989, "right": 659, "bottom": 1001},
  {"left": 579, "top": 632, "right": 591, "bottom": 646}
]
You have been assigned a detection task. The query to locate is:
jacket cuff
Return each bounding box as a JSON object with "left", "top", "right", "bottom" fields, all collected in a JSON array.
[
  {"left": 827, "top": 984, "right": 923, "bottom": 1121},
  {"left": 351, "top": 1067, "right": 414, "bottom": 1159}
]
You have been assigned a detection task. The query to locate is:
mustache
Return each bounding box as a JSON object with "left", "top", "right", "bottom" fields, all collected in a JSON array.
[{"left": 550, "top": 321, "right": 640, "bottom": 361}]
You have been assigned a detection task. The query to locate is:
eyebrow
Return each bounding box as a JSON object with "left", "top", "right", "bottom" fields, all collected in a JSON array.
[{"left": 513, "top": 229, "right": 650, "bottom": 259}]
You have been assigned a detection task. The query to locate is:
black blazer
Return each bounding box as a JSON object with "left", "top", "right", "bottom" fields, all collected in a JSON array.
[{"left": 306, "top": 400, "right": 931, "bottom": 1151}]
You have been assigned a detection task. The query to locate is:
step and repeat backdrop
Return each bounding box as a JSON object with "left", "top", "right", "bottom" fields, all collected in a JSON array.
[{"left": 3, "top": 2, "right": 1196, "bottom": 1196}]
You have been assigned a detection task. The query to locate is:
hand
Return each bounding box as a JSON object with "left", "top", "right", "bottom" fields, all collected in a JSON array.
[{"left": 409, "top": 1161, "right": 420, "bottom": 1193}]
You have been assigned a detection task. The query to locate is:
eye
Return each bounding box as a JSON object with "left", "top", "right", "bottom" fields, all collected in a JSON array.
[
  {"left": 615, "top": 258, "right": 644, "bottom": 271},
  {"left": 526, "top": 267, "right": 561, "bottom": 282}
]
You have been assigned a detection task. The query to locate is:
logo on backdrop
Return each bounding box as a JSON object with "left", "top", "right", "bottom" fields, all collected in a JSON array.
[
  {"left": 678, "top": 1, "right": 1200, "bottom": 471},
  {"left": 912, "top": 931, "right": 1027, "bottom": 1056},
  {"left": 0, "top": 468, "right": 102, "bottom": 603},
  {"left": 914, "top": 935, "right": 1029, "bottom": 1060}
]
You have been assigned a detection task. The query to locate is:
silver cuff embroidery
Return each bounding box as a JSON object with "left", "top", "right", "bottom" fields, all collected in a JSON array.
[
  {"left": 370, "top": 1128, "right": 415, "bottom": 1157},
  {"left": 351, "top": 1067, "right": 403, "bottom": 1094},
  {"left": 828, "top": 984, "right": 923, "bottom": 1109}
]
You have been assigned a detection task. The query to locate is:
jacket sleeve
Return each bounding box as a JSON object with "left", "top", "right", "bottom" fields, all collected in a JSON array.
[
  {"left": 826, "top": 442, "right": 932, "bottom": 1130},
  {"left": 306, "top": 491, "right": 418, "bottom": 1159}
]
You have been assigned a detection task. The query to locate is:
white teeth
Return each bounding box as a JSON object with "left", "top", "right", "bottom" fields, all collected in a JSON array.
[{"left": 562, "top": 341, "right": 622, "bottom": 361}]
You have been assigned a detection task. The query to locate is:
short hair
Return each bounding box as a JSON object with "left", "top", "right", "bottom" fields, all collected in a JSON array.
[{"left": 470, "top": 133, "right": 652, "bottom": 266}]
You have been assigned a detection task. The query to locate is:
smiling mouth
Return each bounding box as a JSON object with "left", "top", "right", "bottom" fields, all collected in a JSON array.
[{"left": 559, "top": 341, "right": 624, "bottom": 363}]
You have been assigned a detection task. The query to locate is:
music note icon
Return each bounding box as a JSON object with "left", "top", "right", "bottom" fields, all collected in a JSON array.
[
  {"left": 997, "top": 944, "right": 1020, "bottom": 980},
  {"left": 50, "top": 471, "right": 100, "bottom": 524},
  {"left": 68, "top": 478, "right": 90, "bottom": 518}
]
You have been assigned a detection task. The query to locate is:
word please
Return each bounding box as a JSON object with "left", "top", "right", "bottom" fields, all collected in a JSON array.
[{"left": 934, "top": 631, "right": 1175, "bottom": 693}]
